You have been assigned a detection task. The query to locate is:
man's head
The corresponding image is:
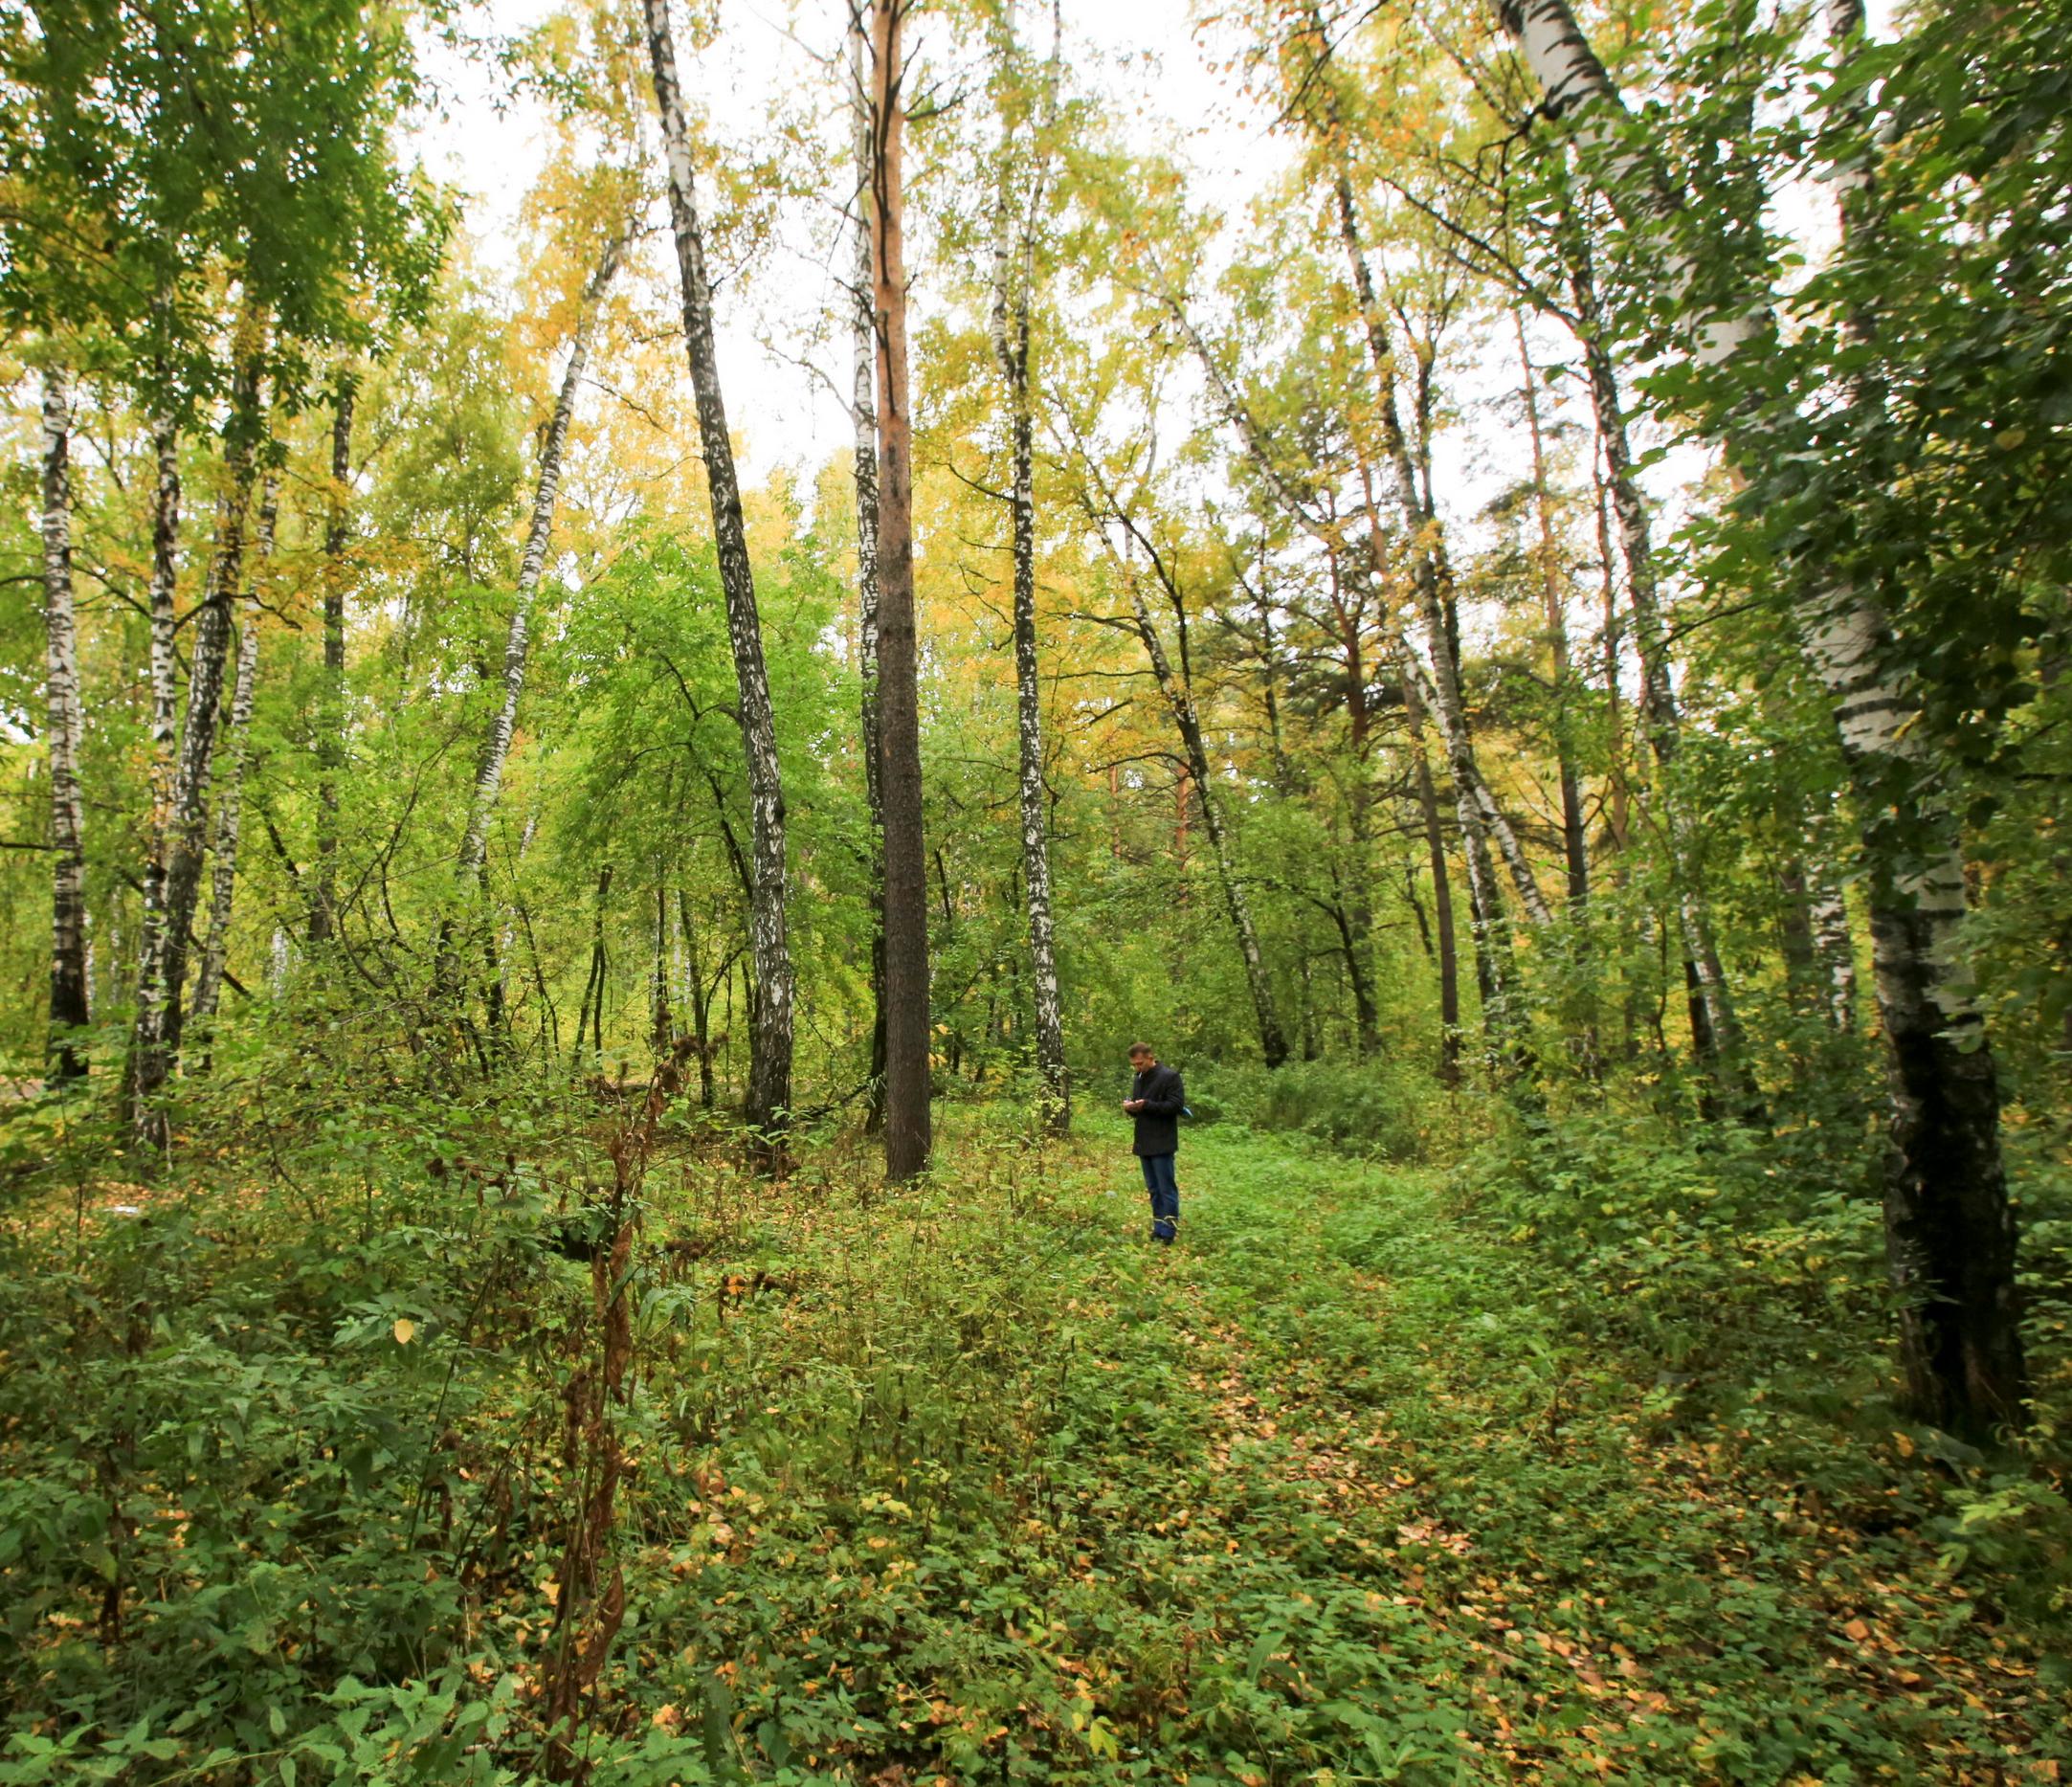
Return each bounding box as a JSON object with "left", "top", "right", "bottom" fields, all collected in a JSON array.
[{"left": 1127, "top": 1042, "right": 1157, "bottom": 1068}]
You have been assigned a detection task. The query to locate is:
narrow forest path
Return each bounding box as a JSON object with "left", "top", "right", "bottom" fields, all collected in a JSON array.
[{"left": 607, "top": 1122, "right": 2066, "bottom": 1784}]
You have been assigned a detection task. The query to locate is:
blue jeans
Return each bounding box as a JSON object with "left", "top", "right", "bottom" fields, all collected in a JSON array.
[{"left": 1140, "top": 1152, "right": 1179, "bottom": 1225}]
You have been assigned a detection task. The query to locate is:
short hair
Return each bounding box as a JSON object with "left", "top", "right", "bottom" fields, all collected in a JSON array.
[{"left": 1126, "top": 1041, "right": 1155, "bottom": 1058}]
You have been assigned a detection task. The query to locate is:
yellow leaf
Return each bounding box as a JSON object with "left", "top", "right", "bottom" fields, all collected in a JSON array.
[{"left": 393, "top": 1318, "right": 415, "bottom": 1345}]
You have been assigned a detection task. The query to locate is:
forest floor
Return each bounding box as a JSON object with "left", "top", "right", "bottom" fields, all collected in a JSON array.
[{"left": 5, "top": 1109, "right": 2070, "bottom": 1784}]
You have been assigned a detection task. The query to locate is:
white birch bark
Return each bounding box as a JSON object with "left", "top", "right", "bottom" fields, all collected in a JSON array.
[
  {"left": 1571, "top": 255, "right": 1746, "bottom": 1078},
  {"left": 40, "top": 366, "right": 90, "bottom": 1085},
  {"left": 989, "top": 0, "right": 1070, "bottom": 1129},
  {"left": 1500, "top": 0, "right": 2023, "bottom": 1430},
  {"left": 129, "top": 323, "right": 266, "bottom": 1150},
  {"left": 1123, "top": 571, "right": 1288, "bottom": 1068},
  {"left": 457, "top": 235, "right": 626, "bottom": 884},
  {"left": 849, "top": 7, "right": 888, "bottom": 1118},
  {"left": 311, "top": 371, "right": 356, "bottom": 945},
  {"left": 191, "top": 469, "right": 280, "bottom": 1036},
  {"left": 645, "top": 0, "right": 795, "bottom": 1147},
  {"left": 132, "top": 416, "right": 184, "bottom": 1089},
  {"left": 1326, "top": 175, "right": 1555, "bottom": 931}
]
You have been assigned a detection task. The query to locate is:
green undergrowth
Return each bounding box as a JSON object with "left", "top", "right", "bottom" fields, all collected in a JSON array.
[{"left": 2, "top": 1094, "right": 2068, "bottom": 1784}]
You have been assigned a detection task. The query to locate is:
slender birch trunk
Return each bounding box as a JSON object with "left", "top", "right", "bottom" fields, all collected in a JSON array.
[
  {"left": 865, "top": 0, "right": 933, "bottom": 1176},
  {"left": 1403, "top": 669, "right": 1463, "bottom": 1084},
  {"left": 1123, "top": 576, "right": 1288, "bottom": 1068},
  {"left": 311, "top": 371, "right": 356, "bottom": 946},
  {"left": 129, "top": 325, "right": 266, "bottom": 1150},
  {"left": 40, "top": 367, "right": 90, "bottom": 1085},
  {"left": 645, "top": 0, "right": 796, "bottom": 1153},
  {"left": 1330, "top": 176, "right": 1553, "bottom": 931},
  {"left": 132, "top": 416, "right": 183, "bottom": 1093},
  {"left": 1569, "top": 237, "right": 1746, "bottom": 1090},
  {"left": 457, "top": 235, "right": 625, "bottom": 886},
  {"left": 850, "top": 9, "right": 889, "bottom": 1129},
  {"left": 1516, "top": 314, "right": 1589, "bottom": 911},
  {"left": 989, "top": 1, "right": 1069, "bottom": 1130},
  {"left": 191, "top": 469, "right": 280, "bottom": 1041},
  {"left": 1501, "top": 0, "right": 2025, "bottom": 1432}
]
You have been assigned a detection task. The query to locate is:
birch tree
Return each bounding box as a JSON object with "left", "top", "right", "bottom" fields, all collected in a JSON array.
[
  {"left": 189, "top": 468, "right": 280, "bottom": 1043},
  {"left": 456, "top": 229, "right": 627, "bottom": 889},
  {"left": 1497, "top": 0, "right": 2025, "bottom": 1431},
  {"left": 38, "top": 365, "right": 89, "bottom": 1086},
  {"left": 310, "top": 370, "right": 356, "bottom": 947},
  {"left": 989, "top": 0, "right": 1070, "bottom": 1130},
  {"left": 848, "top": 6, "right": 888, "bottom": 1127},
  {"left": 644, "top": 0, "right": 797, "bottom": 1152},
  {"left": 129, "top": 326, "right": 267, "bottom": 1151}
]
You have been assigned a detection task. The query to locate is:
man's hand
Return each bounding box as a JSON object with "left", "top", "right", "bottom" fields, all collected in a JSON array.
[{"left": 1123, "top": 1098, "right": 1144, "bottom": 1114}]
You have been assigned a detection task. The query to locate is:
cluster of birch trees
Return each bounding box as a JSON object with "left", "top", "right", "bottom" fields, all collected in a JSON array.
[{"left": 7, "top": 0, "right": 2067, "bottom": 1439}]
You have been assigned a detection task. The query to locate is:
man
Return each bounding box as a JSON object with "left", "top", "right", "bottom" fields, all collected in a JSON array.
[{"left": 1122, "top": 1041, "right": 1185, "bottom": 1244}]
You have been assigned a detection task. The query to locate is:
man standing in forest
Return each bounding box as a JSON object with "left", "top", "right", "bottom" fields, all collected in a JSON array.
[{"left": 1123, "top": 1042, "right": 1186, "bottom": 1244}]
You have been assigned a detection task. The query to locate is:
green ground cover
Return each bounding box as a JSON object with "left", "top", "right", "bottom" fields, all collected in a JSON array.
[{"left": 3, "top": 1108, "right": 2067, "bottom": 1784}]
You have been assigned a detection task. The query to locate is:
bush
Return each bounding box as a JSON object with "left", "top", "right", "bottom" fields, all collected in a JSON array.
[{"left": 1182, "top": 1057, "right": 1456, "bottom": 1161}]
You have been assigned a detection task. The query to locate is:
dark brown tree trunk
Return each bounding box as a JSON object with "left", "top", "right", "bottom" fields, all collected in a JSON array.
[
  {"left": 646, "top": 0, "right": 795, "bottom": 1154},
  {"left": 870, "top": 0, "right": 933, "bottom": 1177}
]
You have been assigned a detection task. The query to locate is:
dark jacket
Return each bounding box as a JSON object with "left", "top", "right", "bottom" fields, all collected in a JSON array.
[{"left": 1129, "top": 1062, "right": 1186, "bottom": 1157}]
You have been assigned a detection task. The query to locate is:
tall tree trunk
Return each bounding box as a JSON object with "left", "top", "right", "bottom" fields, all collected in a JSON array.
[
  {"left": 457, "top": 235, "right": 625, "bottom": 886},
  {"left": 1122, "top": 577, "right": 1288, "bottom": 1067},
  {"left": 39, "top": 366, "right": 90, "bottom": 1086},
  {"left": 645, "top": 0, "right": 796, "bottom": 1154},
  {"left": 989, "top": 2, "right": 1069, "bottom": 1130},
  {"left": 1570, "top": 238, "right": 1747, "bottom": 1096},
  {"left": 1403, "top": 671, "right": 1463, "bottom": 1085},
  {"left": 129, "top": 325, "right": 266, "bottom": 1151},
  {"left": 1329, "top": 175, "right": 1553, "bottom": 933},
  {"left": 866, "top": 0, "right": 933, "bottom": 1176},
  {"left": 850, "top": 9, "right": 888, "bottom": 1132},
  {"left": 131, "top": 416, "right": 183, "bottom": 1101},
  {"left": 311, "top": 370, "right": 356, "bottom": 946},
  {"left": 190, "top": 469, "right": 280, "bottom": 1044},
  {"left": 1516, "top": 313, "right": 1589, "bottom": 910},
  {"left": 678, "top": 887, "right": 716, "bottom": 1110},
  {"left": 1502, "top": 0, "right": 2024, "bottom": 1433}
]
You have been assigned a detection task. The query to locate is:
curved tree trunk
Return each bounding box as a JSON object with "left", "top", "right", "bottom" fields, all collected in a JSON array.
[
  {"left": 1500, "top": 0, "right": 2025, "bottom": 1433},
  {"left": 866, "top": 0, "right": 934, "bottom": 1177},
  {"left": 645, "top": 0, "right": 797, "bottom": 1155},
  {"left": 989, "top": 0, "right": 1069, "bottom": 1130},
  {"left": 39, "top": 367, "right": 89, "bottom": 1086}
]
